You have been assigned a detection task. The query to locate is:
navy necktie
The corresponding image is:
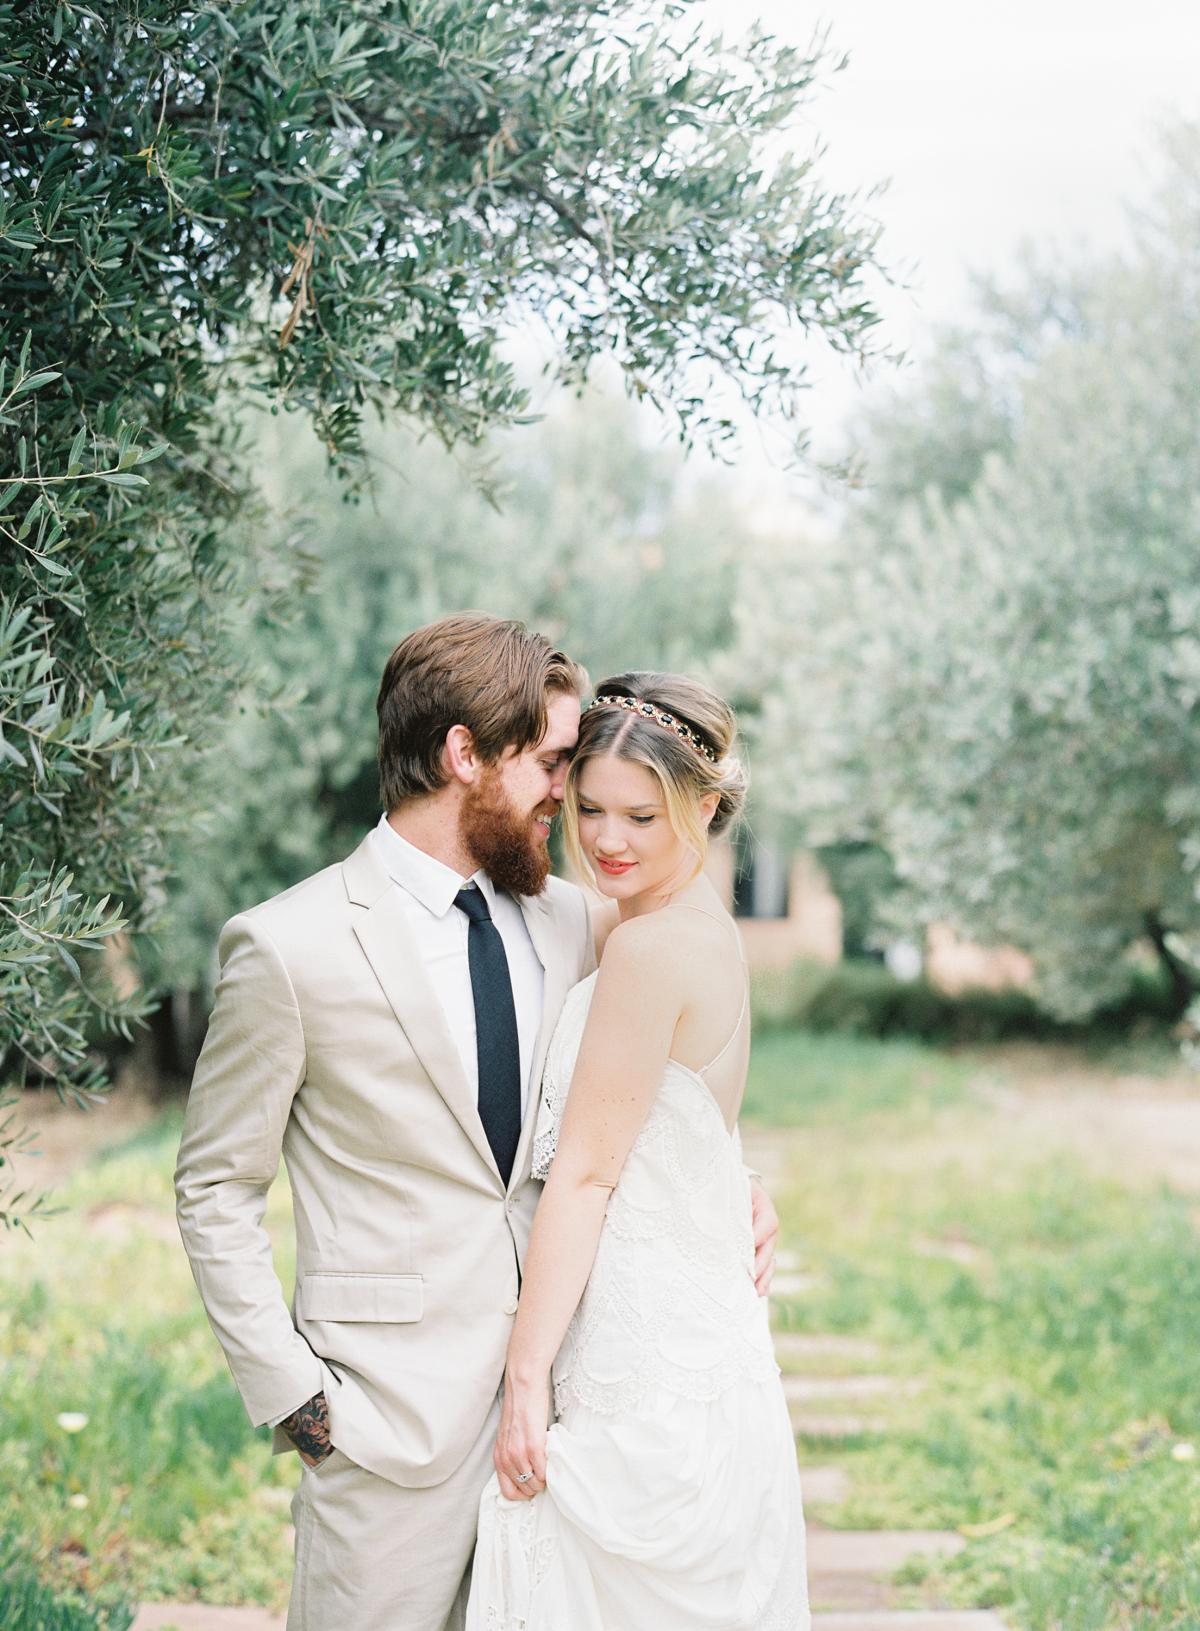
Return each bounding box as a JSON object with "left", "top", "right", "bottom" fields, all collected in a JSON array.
[{"left": 454, "top": 885, "right": 522, "bottom": 1185}]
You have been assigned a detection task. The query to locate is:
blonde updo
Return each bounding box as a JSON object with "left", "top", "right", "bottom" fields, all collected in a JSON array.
[{"left": 562, "top": 671, "right": 748, "bottom": 886}]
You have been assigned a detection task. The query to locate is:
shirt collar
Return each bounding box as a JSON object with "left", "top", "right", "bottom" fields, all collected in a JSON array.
[{"left": 372, "top": 813, "right": 497, "bottom": 918}]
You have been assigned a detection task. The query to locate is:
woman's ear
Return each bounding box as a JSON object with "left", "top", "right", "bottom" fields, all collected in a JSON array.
[{"left": 699, "top": 790, "right": 720, "bottom": 829}]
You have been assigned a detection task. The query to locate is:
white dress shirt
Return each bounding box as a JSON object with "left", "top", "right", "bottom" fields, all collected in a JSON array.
[{"left": 369, "top": 813, "right": 545, "bottom": 1115}]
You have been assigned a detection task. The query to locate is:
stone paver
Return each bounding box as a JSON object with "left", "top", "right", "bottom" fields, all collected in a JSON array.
[
  {"left": 814, "top": 1616, "right": 1009, "bottom": 1631},
  {"left": 800, "top": 1464, "right": 852, "bottom": 1505},
  {"left": 131, "top": 1607, "right": 285, "bottom": 1631},
  {"left": 807, "top": 1528, "right": 967, "bottom": 1615},
  {"left": 784, "top": 1373, "right": 918, "bottom": 1404},
  {"left": 808, "top": 1529, "right": 965, "bottom": 1574},
  {"left": 774, "top": 1332, "right": 883, "bottom": 1365},
  {"left": 815, "top": 1572, "right": 895, "bottom": 1613},
  {"left": 790, "top": 1409, "right": 873, "bottom": 1438}
]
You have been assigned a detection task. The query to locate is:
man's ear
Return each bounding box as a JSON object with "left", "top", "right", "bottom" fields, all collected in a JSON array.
[{"left": 443, "top": 724, "right": 480, "bottom": 786}]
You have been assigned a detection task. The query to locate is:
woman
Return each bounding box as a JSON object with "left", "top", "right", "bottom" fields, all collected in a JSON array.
[{"left": 465, "top": 673, "right": 810, "bottom": 1630}]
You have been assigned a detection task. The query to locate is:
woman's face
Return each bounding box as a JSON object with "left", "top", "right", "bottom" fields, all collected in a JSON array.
[{"left": 573, "top": 752, "right": 696, "bottom": 906}]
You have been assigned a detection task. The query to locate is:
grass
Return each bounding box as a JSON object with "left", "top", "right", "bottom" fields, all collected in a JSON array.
[
  {"left": 746, "top": 1029, "right": 1200, "bottom": 1629},
  {"left": 743, "top": 1026, "right": 973, "bottom": 1124},
  {"left": 0, "top": 1528, "right": 132, "bottom": 1630},
  {"left": 0, "top": 1109, "right": 298, "bottom": 1613},
  {"left": 1, "top": 1027, "right": 1197, "bottom": 1627}
]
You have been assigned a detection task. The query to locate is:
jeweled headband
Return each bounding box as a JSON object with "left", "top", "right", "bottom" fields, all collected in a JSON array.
[{"left": 584, "top": 694, "right": 718, "bottom": 763}]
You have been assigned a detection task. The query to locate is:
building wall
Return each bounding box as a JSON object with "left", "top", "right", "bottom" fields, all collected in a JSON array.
[
  {"left": 923, "top": 921, "right": 1035, "bottom": 993},
  {"left": 710, "top": 838, "right": 1033, "bottom": 990},
  {"left": 707, "top": 839, "right": 842, "bottom": 971}
]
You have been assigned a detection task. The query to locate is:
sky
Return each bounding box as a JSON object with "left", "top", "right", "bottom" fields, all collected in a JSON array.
[{"left": 685, "top": 1, "right": 1200, "bottom": 509}]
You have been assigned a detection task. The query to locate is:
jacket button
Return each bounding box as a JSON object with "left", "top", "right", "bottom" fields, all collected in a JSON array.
[{"left": 503, "top": 1297, "right": 518, "bottom": 1315}]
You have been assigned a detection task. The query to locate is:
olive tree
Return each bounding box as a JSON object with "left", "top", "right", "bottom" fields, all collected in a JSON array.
[
  {"left": 739, "top": 122, "right": 1200, "bottom": 1021},
  {"left": 0, "top": 0, "right": 884, "bottom": 1224}
]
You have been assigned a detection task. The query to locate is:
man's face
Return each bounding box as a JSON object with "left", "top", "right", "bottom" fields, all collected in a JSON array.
[{"left": 458, "top": 690, "right": 581, "bottom": 894}]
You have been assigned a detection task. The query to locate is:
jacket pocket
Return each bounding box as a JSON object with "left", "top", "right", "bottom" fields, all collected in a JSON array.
[{"left": 300, "top": 1272, "right": 423, "bottom": 1323}]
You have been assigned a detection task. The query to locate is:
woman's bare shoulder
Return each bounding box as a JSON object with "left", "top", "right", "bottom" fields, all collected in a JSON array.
[
  {"left": 588, "top": 896, "right": 621, "bottom": 961},
  {"left": 597, "top": 907, "right": 684, "bottom": 978},
  {"left": 599, "top": 899, "right": 727, "bottom": 970}
]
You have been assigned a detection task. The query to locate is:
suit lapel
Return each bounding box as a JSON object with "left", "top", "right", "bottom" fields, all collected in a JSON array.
[
  {"left": 509, "top": 890, "right": 571, "bottom": 1191},
  {"left": 344, "top": 838, "right": 502, "bottom": 1188}
]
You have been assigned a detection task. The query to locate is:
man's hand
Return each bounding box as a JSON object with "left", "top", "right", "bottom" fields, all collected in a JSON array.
[
  {"left": 749, "top": 1178, "right": 780, "bottom": 1297},
  {"left": 280, "top": 1391, "right": 334, "bottom": 1468}
]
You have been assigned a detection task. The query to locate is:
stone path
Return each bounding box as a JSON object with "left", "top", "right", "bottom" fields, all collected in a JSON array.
[{"left": 771, "top": 1224, "right": 1010, "bottom": 1630}]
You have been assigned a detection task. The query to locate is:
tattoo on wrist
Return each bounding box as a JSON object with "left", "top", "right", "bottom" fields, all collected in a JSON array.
[{"left": 281, "top": 1391, "right": 331, "bottom": 1464}]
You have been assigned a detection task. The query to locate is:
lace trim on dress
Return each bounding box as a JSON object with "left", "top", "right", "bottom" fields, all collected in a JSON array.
[
  {"left": 531, "top": 973, "right": 596, "bottom": 1182},
  {"left": 480, "top": 1495, "right": 556, "bottom": 1631},
  {"left": 554, "top": 1340, "right": 780, "bottom": 1416}
]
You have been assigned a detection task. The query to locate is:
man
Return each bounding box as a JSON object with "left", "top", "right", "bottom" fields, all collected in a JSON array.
[{"left": 175, "top": 612, "right": 778, "bottom": 1631}]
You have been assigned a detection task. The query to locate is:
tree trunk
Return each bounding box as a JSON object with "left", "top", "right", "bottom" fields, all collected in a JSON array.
[{"left": 1144, "top": 911, "right": 1199, "bottom": 1017}]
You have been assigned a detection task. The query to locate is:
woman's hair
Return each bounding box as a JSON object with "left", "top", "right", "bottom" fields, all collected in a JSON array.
[
  {"left": 562, "top": 671, "right": 748, "bottom": 886},
  {"left": 377, "top": 613, "right": 588, "bottom": 809}
]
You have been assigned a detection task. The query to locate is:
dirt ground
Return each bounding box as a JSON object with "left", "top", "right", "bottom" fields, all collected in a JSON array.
[
  {"left": 4, "top": 1079, "right": 162, "bottom": 1196},
  {"left": 965, "top": 1042, "right": 1200, "bottom": 1193},
  {"left": 8, "top": 1038, "right": 1199, "bottom": 1205}
]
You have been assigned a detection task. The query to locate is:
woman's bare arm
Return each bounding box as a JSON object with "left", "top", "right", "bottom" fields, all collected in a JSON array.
[{"left": 492, "top": 915, "right": 682, "bottom": 1498}]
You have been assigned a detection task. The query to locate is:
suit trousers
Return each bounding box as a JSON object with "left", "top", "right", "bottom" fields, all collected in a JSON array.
[{"left": 287, "top": 1391, "right": 502, "bottom": 1631}]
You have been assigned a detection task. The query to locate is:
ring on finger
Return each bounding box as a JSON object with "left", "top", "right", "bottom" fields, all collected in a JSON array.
[{"left": 515, "top": 1470, "right": 533, "bottom": 1484}]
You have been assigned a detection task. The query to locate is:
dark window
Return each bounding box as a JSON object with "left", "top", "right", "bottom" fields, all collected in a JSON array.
[{"left": 733, "top": 831, "right": 790, "bottom": 919}]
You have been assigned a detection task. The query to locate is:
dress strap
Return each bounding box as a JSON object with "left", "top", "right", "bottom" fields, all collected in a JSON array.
[
  {"left": 673, "top": 902, "right": 749, "bottom": 968},
  {"left": 672, "top": 902, "right": 750, "bottom": 1075},
  {"left": 696, "top": 983, "right": 749, "bottom": 1077}
]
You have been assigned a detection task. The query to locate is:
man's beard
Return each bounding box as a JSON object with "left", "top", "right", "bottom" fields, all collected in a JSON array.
[{"left": 459, "top": 766, "right": 553, "bottom": 897}]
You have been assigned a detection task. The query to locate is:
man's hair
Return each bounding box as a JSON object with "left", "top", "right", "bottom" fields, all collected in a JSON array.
[{"left": 377, "top": 613, "right": 587, "bottom": 809}]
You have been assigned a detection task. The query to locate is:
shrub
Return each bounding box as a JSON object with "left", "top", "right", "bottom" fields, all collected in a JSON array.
[{"left": 752, "top": 957, "right": 1178, "bottom": 1044}]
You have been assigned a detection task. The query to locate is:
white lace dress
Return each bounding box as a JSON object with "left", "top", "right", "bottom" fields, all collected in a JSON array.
[{"left": 466, "top": 971, "right": 810, "bottom": 1631}]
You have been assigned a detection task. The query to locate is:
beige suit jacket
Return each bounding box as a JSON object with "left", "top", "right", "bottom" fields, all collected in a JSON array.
[{"left": 174, "top": 833, "right": 595, "bottom": 1489}]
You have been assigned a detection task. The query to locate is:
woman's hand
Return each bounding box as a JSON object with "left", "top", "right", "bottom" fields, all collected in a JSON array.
[
  {"left": 750, "top": 1177, "right": 780, "bottom": 1296},
  {"left": 493, "top": 1367, "right": 552, "bottom": 1501}
]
